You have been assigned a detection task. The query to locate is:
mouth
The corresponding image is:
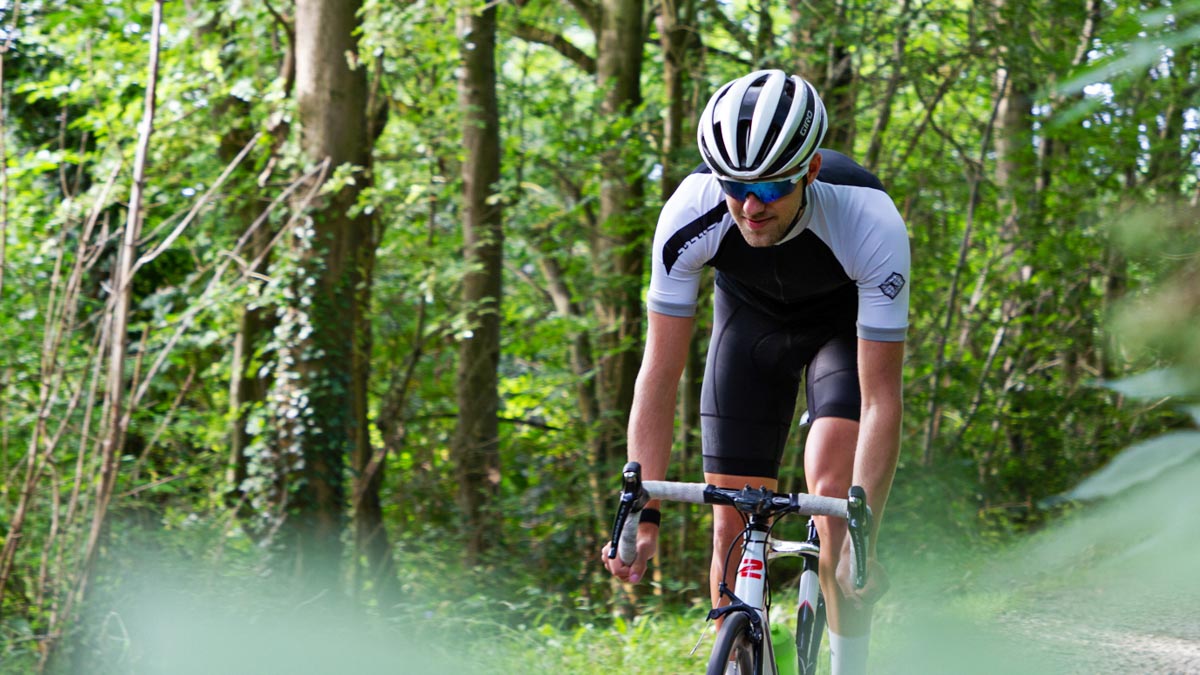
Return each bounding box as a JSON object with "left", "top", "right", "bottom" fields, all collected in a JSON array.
[{"left": 745, "top": 217, "right": 771, "bottom": 231}]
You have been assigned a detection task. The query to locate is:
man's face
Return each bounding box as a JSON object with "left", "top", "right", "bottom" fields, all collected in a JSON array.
[{"left": 723, "top": 158, "right": 821, "bottom": 248}]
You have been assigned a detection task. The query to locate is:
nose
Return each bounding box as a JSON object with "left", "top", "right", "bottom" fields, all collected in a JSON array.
[{"left": 742, "top": 193, "right": 766, "bottom": 214}]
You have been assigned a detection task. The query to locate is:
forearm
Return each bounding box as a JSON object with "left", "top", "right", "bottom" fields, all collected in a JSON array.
[
  {"left": 853, "top": 338, "right": 905, "bottom": 553},
  {"left": 627, "top": 312, "right": 695, "bottom": 506},
  {"left": 627, "top": 371, "right": 679, "bottom": 509},
  {"left": 853, "top": 400, "right": 901, "bottom": 551}
]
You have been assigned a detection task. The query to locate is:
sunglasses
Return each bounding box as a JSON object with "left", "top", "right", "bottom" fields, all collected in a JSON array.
[{"left": 718, "top": 172, "right": 805, "bottom": 204}]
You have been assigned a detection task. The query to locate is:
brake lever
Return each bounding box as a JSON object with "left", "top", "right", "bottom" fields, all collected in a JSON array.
[
  {"left": 846, "top": 485, "right": 871, "bottom": 589},
  {"left": 607, "top": 461, "right": 648, "bottom": 559}
]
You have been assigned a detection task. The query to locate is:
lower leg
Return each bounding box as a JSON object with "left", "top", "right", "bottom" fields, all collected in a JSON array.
[
  {"left": 805, "top": 417, "right": 872, "bottom": 674},
  {"left": 817, "top": 512, "right": 873, "bottom": 675},
  {"left": 705, "top": 472, "right": 777, "bottom": 614}
]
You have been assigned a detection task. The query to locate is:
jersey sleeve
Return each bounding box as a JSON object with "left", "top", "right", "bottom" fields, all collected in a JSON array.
[
  {"left": 846, "top": 193, "right": 911, "bottom": 342},
  {"left": 645, "top": 174, "right": 724, "bottom": 318}
]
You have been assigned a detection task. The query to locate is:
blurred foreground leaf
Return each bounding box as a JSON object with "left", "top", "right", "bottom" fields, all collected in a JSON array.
[{"left": 1051, "top": 431, "right": 1200, "bottom": 503}]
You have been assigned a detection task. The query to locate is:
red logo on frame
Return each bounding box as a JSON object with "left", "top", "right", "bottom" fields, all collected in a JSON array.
[{"left": 738, "top": 558, "right": 763, "bottom": 579}]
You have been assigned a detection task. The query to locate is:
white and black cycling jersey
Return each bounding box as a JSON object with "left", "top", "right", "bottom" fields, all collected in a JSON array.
[{"left": 647, "top": 150, "right": 910, "bottom": 342}]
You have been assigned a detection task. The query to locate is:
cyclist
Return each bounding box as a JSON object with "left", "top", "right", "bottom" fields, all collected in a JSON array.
[{"left": 602, "top": 69, "right": 908, "bottom": 675}]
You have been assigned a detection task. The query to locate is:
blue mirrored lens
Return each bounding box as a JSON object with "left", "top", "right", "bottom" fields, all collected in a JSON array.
[{"left": 718, "top": 178, "right": 799, "bottom": 204}]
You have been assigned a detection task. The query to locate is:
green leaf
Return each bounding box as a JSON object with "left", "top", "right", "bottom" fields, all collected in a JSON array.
[
  {"left": 1101, "top": 368, "right": 1200, "bottom": 399},
  {"left": 1056, "top": 431, "right": 1200, "bottom": 502}
]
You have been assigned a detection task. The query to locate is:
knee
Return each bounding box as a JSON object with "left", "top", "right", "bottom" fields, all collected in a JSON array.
[
  {"left": 712, "top": 507, "right": 744, "bottom": 548},
  {"left": 808, "top": 474, "right": 850, "bottom": 499}
]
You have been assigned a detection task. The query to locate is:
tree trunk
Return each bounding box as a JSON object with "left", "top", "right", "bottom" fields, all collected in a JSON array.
[
  {"left": 224, "top": 14, "right": 294, "bottom": 516},
  {"left": 863, "top": 0, "right": 911, "bottom": 171},
  {"left": 593, "top": 0, "right": 646, "bottom": 469},
  {"left": 226, "top": 176, "right": 276, "bottom": 512},
  {"left": 278, "top": 0, "right": 376, "bottom": 588},
  {"left": 453, "top": 0, "right": 504, "bottom": 563},
  {"left": 791, "top": 0, "right": 856, "bottom": 150},
  {"left": 978, "top": 0, "right": 1039, "bottom": 494},
  {"left": 227, "top": 251, "right": 271, "bottom": 491},
  {"left": 656, "top": 0, "right": 703, "bottom": 590}
]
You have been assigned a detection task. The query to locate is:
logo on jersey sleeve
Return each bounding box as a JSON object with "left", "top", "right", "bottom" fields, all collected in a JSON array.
[{"left": 879, "top": 272, "right": 906, "bottom": 299}]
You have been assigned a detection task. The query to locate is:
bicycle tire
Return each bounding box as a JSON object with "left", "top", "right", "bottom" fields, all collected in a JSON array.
[
  {"left": 795, "top": 591, "right": 826, "bottom": 675},
  {"left": 706, "top": 611, "right": 760, "bottom": 675}
]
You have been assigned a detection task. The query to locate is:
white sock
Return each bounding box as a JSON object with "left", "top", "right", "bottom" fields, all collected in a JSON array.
[{"left": 828, "top": 630, "right": 870, "bottom": 675}]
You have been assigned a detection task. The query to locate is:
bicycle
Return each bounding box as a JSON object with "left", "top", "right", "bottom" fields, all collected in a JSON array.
[{"left": 608, "top": 461, "right": 871, "bottom": 675}]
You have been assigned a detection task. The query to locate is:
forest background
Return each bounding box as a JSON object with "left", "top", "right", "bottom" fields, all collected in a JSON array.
[{"left": 0, "top": 0, "right": 1198, "bottom": 672}]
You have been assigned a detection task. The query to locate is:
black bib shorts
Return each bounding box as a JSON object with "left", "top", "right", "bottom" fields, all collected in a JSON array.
[{"left": 700, "top": 280, "right": 862, "bottom": 478}]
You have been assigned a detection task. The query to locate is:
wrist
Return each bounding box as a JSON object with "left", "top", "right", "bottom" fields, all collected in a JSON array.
[{"left": 638, "top": 508, "right": 662, "bottom": 527}]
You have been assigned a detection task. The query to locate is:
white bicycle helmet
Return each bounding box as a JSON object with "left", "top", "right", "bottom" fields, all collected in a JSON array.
[{"left": 697, "top": 70, "right": 828, "bottom": 181}]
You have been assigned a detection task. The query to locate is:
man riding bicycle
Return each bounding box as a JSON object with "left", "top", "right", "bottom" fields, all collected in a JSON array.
[{"left": 602, "top": 69, "right": 909, "bottom": 675}]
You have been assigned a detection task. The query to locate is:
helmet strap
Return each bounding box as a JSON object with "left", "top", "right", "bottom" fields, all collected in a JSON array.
[{"left": 777, "top": 182, "right": 810, "bottom": 241}]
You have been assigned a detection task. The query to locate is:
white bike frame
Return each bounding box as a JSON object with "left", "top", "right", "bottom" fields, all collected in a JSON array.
[
  {"left": 730, "top": 529, "right": 823, "bottom": 675},
  {"left": 731, "top": 527, "right": 778, "bottom": 674}
]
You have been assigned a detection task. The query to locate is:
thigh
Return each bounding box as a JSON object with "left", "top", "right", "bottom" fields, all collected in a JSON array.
[
  {"left": 804, "top": 332, "right": 861, "bottom": 423},
  {"left": 700, "top": 287, "right": 804, "bottom": 479},
  {"left": 802, "top": 332, "right": 860, "bottom": 502}
]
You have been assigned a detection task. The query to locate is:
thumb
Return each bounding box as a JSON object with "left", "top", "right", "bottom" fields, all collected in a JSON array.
[
  {"left": 629, "top": 559, "right": 648, "bottom": 583},
  {"left": 629, "top": 549, "right": 654, "bottom": 583}
]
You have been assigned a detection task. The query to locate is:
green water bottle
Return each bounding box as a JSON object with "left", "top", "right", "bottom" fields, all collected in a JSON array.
[{"left": 770, "top": 623, "right": 798, "bottom": 675}]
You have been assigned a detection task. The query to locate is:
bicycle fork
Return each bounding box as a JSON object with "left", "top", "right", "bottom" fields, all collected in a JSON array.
[{"left": 794, "top": 518, "right": 825, "bottom": 675}]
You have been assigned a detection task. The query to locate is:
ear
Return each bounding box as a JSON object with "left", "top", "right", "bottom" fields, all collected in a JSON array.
[{"left": 805, "top": 152, "right": 823, "bottom": 185}]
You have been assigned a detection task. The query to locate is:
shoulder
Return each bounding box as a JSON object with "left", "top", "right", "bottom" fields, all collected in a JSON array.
[
  {"left": 809, "top": 149, "right": 902, "bottom": 233},
  {"left": 805, "top": 158, "right": 909, "bottom": 278},
  {"left": 815, "top": 149, "right": 887, "bottom": 191},
  {"left": 654, "top": 170, "right": 732, "bottom": 276}
]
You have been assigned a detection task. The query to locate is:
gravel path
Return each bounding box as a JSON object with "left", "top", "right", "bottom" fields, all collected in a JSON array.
[{"left": 993, "top": 584, "right": 1200, "bottom": 674}]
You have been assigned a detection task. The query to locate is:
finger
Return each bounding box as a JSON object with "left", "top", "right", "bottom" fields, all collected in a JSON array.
[
  {"left": 628, "top": 557, "right": 649, "bottom": 583},
  {"left": 835, "top": 569, "right": 866, "bottom": 606},
  {"left": 600, "top": 545, "right": 631, "bottom": 579}
]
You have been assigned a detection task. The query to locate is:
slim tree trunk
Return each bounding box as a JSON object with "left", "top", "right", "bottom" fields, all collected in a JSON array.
[
  {"left": 227, "top": 220, "right": 275, "bottom": 507},
  {"left": 656, "top": 0, "right": 703, "bottom": 589},
  {"left": 593, "top": 0, "right": 646, "bottom": 468},
  {"left": 922, "top": 74, "right": 1007, "bottom": 465},
  {"left": 453, "top": 0, "right": 504, "bottom": 563},
  {"left": 80, "top": 0, "right": 163, "bottom": 600},
  {"left": 225, "top": 13, "right": 294, "bottom": 514},
  {"left": 863, "top": 0, "right": 911, "bottom": 170}
]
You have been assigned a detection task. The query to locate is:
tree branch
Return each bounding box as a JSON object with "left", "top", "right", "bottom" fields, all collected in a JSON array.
[
  {"left": 703, "top": 0, "right": 752, "bottom": 51},
  {"left": 564, "top": 0, "right": 600, "bottom": 33},
  {"left": 511, "top": 20, "right": 596, "bottom": 74}
]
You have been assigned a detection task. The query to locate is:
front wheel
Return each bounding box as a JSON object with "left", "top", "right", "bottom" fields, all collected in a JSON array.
[{"left": 706, "top": 611, "right": 760, "bottom": 675}]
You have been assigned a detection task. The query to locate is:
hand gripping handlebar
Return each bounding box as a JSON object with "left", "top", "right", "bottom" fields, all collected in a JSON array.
[
  {"left": 608, "top": 462, "right": 873, "bottom": 589},
  {"left": 607, "top": 462, "right": 650, "bottom": 564},
  {"left": 846, "top": 484, "right": 871, "bottom": 589}
]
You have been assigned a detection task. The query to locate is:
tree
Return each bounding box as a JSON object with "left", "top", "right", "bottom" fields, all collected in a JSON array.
[
  {"left": 453, "top": 0, "right": 505, "bottom": 561},
  {"left": 273, "top": 0, "right": 377, "bottom": 586}
]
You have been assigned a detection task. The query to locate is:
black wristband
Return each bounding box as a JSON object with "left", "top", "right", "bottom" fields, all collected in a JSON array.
[{"left": 638, "top": 508, "right": 662, "bottom": 527}]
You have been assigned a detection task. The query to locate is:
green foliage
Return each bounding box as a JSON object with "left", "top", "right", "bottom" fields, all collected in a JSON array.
[{"left": 3, "top": 0, "right": 1198, "bottom": 668}]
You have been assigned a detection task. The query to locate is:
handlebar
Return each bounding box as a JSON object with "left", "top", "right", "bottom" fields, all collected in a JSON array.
[{"left": 608, "top": 461, "right": 873, "bottom": 589}]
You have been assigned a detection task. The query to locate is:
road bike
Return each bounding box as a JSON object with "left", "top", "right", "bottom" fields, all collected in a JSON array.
[{"left": 608, "top": 461, "right": 871, "bottom": 675}]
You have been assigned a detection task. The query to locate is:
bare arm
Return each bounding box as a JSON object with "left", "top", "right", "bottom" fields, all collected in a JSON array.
[
  {"left": 852, "top": 337, "right": 905, "bottom": 551},
  {"left": 602, "top": 310, "right": 694, "bottom": 581},
  {"left": 628, "top": 311, "right": 696, "bottom": 491},
  {"left": 833, "top": 337, "right": 904, "bottom": 604}
]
